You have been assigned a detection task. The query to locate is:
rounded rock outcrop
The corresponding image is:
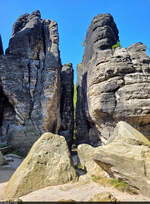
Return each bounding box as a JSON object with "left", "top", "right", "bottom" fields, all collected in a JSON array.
[{"left": 5, "top": 132, "right": 77, "bottom": 199}]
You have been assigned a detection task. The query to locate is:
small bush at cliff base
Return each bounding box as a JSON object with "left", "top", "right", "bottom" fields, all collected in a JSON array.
[{"left": 112, "top": 41, "right": 121, "bottom": 48}]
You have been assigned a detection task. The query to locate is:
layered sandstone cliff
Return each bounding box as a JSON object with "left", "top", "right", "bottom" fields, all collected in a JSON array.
[{"left": 76, "top": 13, "right": 150, "bottom": 146}]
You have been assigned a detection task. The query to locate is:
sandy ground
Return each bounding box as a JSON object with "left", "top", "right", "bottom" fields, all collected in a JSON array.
[
  {"left": 0, "top": 154, "right": 23, "bottom": 200},
  {"left": 0, "top": 156, "right": 150, "bottom": 202}
]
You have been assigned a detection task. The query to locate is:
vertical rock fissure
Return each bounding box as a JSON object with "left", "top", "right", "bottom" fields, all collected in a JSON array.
[
  {"left": 73, "top": 84, "right": 77, "bottom": 146},
  {"left": 59, "top": 63, "right": 74, "bottom": 148},
  {"left": 0, "top": 86, "right": 15, "bottom": 143}
]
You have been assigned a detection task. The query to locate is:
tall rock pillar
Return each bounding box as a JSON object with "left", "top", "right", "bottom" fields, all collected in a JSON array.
[
  {"left": 77, "top": 13, "right": 150, "bottom": 146},
  {"left": 0, "top": 10, "right": 62, "bottom": 154}
]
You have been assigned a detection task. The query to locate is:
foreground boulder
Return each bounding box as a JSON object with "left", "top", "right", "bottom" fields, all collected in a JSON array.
[
  {"left": 5, "top": 132, "right": 77, "bottom": 199},
  {"left": 76, "top": 13, "right": 150, "bottom": 146},
  {"left": 94, "top": 121, "right": 150, "bottom": 197}
]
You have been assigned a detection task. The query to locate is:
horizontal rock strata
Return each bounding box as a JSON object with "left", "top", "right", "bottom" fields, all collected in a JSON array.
[{"left": 77, "top": 13, "right": 150, "bottom": 145}]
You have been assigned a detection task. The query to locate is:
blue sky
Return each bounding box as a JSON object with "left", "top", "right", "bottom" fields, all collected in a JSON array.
[{"left": 1, "top": 0, "right": 150, "bottom": 82}]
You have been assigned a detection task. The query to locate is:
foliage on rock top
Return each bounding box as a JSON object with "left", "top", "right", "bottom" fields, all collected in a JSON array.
[{"left": 112, "top": 41, "right": 121, "bottom": 49}]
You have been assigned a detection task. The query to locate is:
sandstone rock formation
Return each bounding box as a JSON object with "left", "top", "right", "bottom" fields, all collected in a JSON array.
[
  {"left": 76, "top": 13, "right": 150, "bottom": 145},
  {"left": 94, "top": 121, "right": 150, "bottom": 197},
  {"left": 89, "top": 192, "right": 117, "bottom": 202},
  {"left": 59, "top": 63, "right": 74, "bottom": 147},
  {"left": 78, "top": 144, "right": 107, "bottom": 177},
  {"left": 0, "top": 35, "right": 3, "bottom": 55},
  {"left": 5, "top": 132, "right": 77, "bottom": 199},
  {"left": 0, "top": 11, "right": 73, "bottom": 154}
]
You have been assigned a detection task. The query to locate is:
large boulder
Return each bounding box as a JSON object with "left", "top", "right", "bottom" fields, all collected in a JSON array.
[
  {"left": 94, "top": 121, "right": 150, "bottom": 197},
  {"left": 0, "top": 10, "right": 73, "bottom": 154},
  {"left": 76, "top": 13, "right": 150, "bottom": 146},
  {"left": 5, "top": 132, "right": 77, "bottom": 199}
]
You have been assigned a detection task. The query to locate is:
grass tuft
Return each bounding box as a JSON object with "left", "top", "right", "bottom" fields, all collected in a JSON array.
[{"left": 91, "top": 175, "right": 139, "bottom": 195}]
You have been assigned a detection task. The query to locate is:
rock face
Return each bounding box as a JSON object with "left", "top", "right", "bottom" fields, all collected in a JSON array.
[
  {"left": 0, "top": 10, "right": 74, "bottom": 154},
  {"left": 76, "top": 13, "right": 150, "bottom": 145},
  {"left": 5, "top": 132, "right": 77, "bottom": 199},
  {"left": 94, "top": 121, "right": 150, "bottom": 198},
  {"left": 0, "top": 35, "right": 3, "bottom": 55},
  {"left": 0, "top": 151, "right": 6, "bottom": 165},
  {"left": 59, "top": 63, "right": 74, "bottom": 147}
]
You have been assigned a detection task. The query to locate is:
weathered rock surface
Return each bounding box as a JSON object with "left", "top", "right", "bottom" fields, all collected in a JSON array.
[
  {"left": 0, "top": 10, "right": 65, "bottom": 154},
  {"left": 76, "top": 13, "right": 119, "bottom": 146},
  {"left": 0, "top": 151, "right": 6, "bottom": 165},
  {"left": 89, "top": 192, "right": 117, "bottom": 202},
  {"left": 77, "top": 13, "right": 150, "bottom": 145},
  {"left": 5, "top": 132, "right": 77, "bottom": 199},
  {"left": 78, "top": 144, "right": 107, "bottom": 177},
  {"left": 94, "top": 121, "right": 150, "bottom": 197},
  {"left": 59, "top": 63, "right": 74, "bottom": 147}
]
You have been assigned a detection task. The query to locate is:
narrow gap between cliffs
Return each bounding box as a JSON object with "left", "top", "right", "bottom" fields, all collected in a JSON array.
[{"left": 72, "top": 84, "right": 86, "bottom": 176}]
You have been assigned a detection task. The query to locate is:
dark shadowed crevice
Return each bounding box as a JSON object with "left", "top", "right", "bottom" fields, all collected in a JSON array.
[
  {"left": 0, "top": 35, "right": 4, "bottom": 55},
  {"left": 0, "top": 85, "right": 15, "bottom": 143},
  {"left": 59, "top": 63, "right": 74, "bottom": 149}
]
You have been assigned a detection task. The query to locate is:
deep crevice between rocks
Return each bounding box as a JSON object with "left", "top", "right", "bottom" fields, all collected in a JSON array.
[{"left": 0, "top": 84, "right": 15, "bottom": 145}]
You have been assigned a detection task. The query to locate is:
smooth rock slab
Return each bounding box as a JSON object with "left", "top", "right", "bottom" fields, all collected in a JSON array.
[
  {"left": 5, "top": 132, "right": 77, "bottom": 199},
  {"left": 94, "top": 121, "right": 150, "bottom": 198}
]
